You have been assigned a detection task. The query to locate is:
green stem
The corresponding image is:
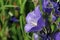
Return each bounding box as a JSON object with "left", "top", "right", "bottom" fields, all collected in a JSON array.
[
  {"left": 19, "top": 0, "right": 27, "bottom": 40},
  {"left": 1, "top": 0, "right": 5, "bottom": 24}
]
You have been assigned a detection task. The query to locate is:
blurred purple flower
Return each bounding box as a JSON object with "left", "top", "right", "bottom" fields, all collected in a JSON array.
[
  {"left": 42, "top": 0, "right": 53, "bottom": 14},
  {"left": 52, "top": 15, "right": 57, "bottom": 22},
  {"left": 54, "top": 32, "right": 60, "bottom": 40},
  {"left": 25, "top": 5, "right": 45, "bottom": 32},
  {"left": 40, "top": 33, "right": 50, "bottom": 40},
  {"left": 10, "top": 16, "right": 18, "bottom": 22},
  {"left": 33, "top": 33, "right": 39, "bottom": 40},
  {"left": 52, "top": 2, "right": 60, "bottom": 15}
]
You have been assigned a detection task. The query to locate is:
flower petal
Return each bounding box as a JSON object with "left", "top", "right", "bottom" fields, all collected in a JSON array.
[
  {"left": 33, "top": 33, "right": 39, "bottom": 40},
  {"left": 24, "top": 24, "right": 35, "bottom": 32},
  {"left": 54, "top": 32, "right": 60, "bottom": 40}
]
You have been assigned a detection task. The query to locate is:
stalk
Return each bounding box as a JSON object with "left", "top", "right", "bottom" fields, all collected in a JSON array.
[{"left": 18, "top": 0, "right": 27, "bottom": 40}]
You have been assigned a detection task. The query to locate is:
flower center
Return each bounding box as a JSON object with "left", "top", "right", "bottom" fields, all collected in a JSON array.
[
  {"left": 31, "top": 22, "right": 37, "bottom": 26},
  {"left": 30, "top": 19, "right": 37, "bottom": 27}
]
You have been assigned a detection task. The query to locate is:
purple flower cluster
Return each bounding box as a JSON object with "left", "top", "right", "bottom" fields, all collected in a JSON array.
[
  {"left": 52, "top": 2, "right": 60, "bottom": 15},
  {"left": 25, "top": 0, "right": 60, "bottom": 40},
  {"left": 42, "top": 0, "right": 60, "bottom": 15}
]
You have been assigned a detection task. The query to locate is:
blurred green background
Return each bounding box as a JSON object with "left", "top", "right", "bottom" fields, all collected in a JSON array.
[{"left": 0, "top": 0, "right": 35, "bottom": 40}]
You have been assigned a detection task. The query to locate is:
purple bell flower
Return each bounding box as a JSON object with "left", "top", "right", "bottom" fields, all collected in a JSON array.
[
  {"left": 42, "top": 0, "right": 53, "bottom": 14},
  {"left": 33, "top": 33, "right": 39, "bottom": 40},
  {"left": 54, "top": 32, "right": 60, "bottom": 40},
  {"left": 25, "top": 5, "right": 45, "bottom": 32}
]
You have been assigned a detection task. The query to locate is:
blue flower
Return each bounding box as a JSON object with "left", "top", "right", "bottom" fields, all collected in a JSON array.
[
  {"left": 54, "top": 32, "right": 60, "bottom": 40},
  {"left": 52, "top": 14, "right": 57, "bottom": 22},
  {"left": 33, "top": 33, "right": 39, "bottom": 40},
  {"left": 52, "top": 2, "right": 60, "bottom": 15},
  {"left": 25, "top": 5, "right": 45, "bottom": 32},
  {"left": 42, "top": 0, "right": 53, "bottom": 14},
  {"left": 10, "top": 16, "right": 18, "bottom": 22},
  {"left": 40, "top": 33, "right": 51, "bottom": 40}
]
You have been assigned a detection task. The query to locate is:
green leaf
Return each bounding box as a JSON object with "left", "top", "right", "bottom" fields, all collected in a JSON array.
[
  {"left": 57, "top": 17, "right": 60, "bottom": 22},
  {"left": 51, "top": 24, "right": 55, "bottom": 32}
]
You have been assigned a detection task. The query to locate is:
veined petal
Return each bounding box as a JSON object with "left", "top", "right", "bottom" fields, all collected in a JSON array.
[{"left": 26, "top": 11, "right": 34, "bottom": 24}]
